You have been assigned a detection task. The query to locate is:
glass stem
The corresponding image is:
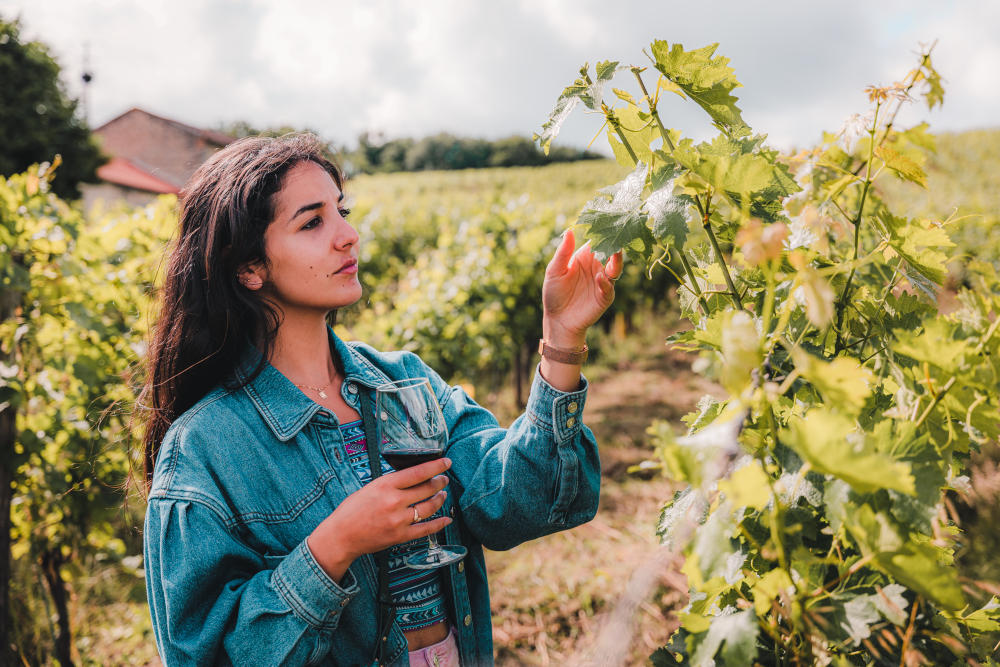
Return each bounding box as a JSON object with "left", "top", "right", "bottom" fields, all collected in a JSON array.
[{"left": 426, "top": 533, "right": 441, "bottom": 556}]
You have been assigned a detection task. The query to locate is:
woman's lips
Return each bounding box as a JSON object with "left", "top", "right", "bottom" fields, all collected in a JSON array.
[{"left": 335, "top": 258, "right": 358, "bottom": 274}]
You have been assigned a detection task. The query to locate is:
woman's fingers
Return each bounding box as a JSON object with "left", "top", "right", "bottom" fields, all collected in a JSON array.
[
  {"left": 546, "top": 229, "right": 577, "bottom": 277},
  {"left": 570, "top": 239, "right": 594, "bottom": 270},
  {"left": 382, "top": 457, "right": 451, "bottom": 489},
  {"left": 411, "top": 489, "right": 448, "bottom": 523},
  {"left": 409, "top": 515, "right": 452, "bottom": 540},
  {"left": 399, "top": 474, "right": 450, "bottom": 506},
  {"left": 605, "top": 251, "right": 624, "bottom": 281}
]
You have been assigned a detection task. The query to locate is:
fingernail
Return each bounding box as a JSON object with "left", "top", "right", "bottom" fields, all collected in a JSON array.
[{"left": 443, "top": 457, "right": 452, "bottom": 468}]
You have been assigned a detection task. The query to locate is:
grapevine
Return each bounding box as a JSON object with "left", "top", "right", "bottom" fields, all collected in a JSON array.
[{"left": 537, "top": 40, "right": 1000, "bottom": 664}]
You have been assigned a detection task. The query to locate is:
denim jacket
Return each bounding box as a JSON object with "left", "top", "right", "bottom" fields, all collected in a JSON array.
[{"left": 144, "top": 331, "right": 600, "bottom": 666}]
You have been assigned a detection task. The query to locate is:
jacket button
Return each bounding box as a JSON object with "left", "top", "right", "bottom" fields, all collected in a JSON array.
[
  {"left": 457, "top": 562, "right": 464, "bottom": 573},
  {"left": 463, "top": 614, "right": 472, "bottom": 626},
  {"left": 567, "top": 401, "right": 578, "bottom": 414},
  {"left": 340, "top": 598, "right": 348, "bottom": 607},
  {"left": 347, "top": 383, "right": 358, "bottom": 394},
  {"left": 450, "top": 507, "right": 455, "bottom": 517},
  {"left": 566, "top": 417, "right": 576, "bottom": 428}
]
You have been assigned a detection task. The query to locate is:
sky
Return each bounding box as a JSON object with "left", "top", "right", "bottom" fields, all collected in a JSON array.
[{"left": 2, "top": 1, "right": 998, "bottom": 154}]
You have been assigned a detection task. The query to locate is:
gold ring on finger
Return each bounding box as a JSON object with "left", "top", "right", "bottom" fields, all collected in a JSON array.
[{"left": 412, "top": 506, "right": 421, "bottom": 523}]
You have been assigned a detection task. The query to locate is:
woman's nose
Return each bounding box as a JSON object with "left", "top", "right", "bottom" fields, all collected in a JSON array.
[{"left": 333, "top": 214, "right": 359, "bottom": 250}]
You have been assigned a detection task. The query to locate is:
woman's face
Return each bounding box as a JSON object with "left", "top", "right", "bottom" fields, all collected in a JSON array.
[{"left": 251, "top": 160, "right": 362, "bottom": 316}]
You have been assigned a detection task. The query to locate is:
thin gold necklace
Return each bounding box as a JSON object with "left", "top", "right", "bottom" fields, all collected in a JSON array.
[{"left": 294, "top": 372, "right": 337, "bottom": 400}]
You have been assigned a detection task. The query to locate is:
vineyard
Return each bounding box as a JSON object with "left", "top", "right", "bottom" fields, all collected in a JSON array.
[{"left": 2, "top": 38, "right": 1000, "bottom": 666}]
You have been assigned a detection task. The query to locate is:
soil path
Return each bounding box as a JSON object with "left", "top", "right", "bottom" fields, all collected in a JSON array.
[{"left": 488, "top": 336, "right": 719, "bottom": 666}]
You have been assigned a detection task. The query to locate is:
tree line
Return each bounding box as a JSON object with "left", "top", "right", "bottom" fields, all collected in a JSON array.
[{"left": 222, "top": 123, "right": 603, "bottom": 176}]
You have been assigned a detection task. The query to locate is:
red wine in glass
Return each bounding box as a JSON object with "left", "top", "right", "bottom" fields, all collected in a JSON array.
[{"left": 383, "top": 449, "right": 443, "bottom": 470}]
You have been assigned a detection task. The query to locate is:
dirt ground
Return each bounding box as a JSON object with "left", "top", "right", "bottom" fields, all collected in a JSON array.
[{"left": 487, "top": 317, "right": 717, "bottom": 666}]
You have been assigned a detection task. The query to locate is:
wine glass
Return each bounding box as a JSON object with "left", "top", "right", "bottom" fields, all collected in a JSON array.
[{"left": 376, "top": 377, "right": 467, "bottom": 569}]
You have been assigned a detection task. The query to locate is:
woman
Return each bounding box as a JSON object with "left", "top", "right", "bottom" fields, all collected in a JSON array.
[{"left": 141, "top": 134, "right": 622, "bottom": 666}]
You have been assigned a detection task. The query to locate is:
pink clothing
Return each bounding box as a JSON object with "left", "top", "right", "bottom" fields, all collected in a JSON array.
[{"left": 407, "top": 626, "right": 460, "bottom": 667}]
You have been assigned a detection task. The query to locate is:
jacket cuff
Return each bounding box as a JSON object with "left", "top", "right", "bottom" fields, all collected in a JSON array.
[
  {"left": 526, "top": 364, "right": 588, "bottom": 443},
  {"left": 272, "top": 540, "right": 360, "bottom": 630}
]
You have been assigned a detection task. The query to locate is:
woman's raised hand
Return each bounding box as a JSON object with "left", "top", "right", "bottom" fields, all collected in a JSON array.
[
  {"left": 307, "top": 458, "right": 453, "bottom": 581},
  {"left": 541, "top": 229, "right": 623, "bottom": 346}
]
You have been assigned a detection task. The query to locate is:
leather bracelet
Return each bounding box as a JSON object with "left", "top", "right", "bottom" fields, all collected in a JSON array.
[{"left": 538, "top": 339, "right": 588, "bottom": 365}]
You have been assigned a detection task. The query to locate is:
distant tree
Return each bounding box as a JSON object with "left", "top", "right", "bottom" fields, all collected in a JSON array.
[
  {"left": 347, "top": 131, "right": 602, "bottom": 174},
  {"left": 488, "top": 136, "right": 547, "bottom": 167},
  {"left": 405, "top": 134, "right": 491, "bottom": 171},
  {"left": 216, "top": 120, "right": 347, "bottom": 167},
  {"left": 0, "top": 17, "right": 104, "bottom": 199}
]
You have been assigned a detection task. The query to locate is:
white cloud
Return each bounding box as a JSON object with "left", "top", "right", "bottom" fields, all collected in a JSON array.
[{"left": 1, "top": 0, "right": 997, "bottom": 151}]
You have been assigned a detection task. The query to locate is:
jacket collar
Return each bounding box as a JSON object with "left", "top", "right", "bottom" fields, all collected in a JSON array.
[{"left": 235, "top": 328, "right": 392, "bottom": 442}]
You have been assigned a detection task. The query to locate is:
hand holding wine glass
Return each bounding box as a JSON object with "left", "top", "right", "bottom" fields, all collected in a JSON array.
[
  {"left": 377, "top": 377, "right": 467, "bottom": 569},
  {"left": 306, "top": 458, "right": 452, "bottom": 581}
]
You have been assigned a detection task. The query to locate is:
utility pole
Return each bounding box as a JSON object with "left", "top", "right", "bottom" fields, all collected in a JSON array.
[{"left": 81, "top": 42, "right": 93, "bottom": 124}]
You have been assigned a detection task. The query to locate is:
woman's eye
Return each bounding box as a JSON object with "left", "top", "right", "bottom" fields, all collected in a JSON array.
[{"left": 302, "top": 216, "right": 322, "bottom": 230}]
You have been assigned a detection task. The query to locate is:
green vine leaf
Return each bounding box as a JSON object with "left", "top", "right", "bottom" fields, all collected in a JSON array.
[
  {"left": 577, "top": 162, "right": 655, "bottom": 260},
  {"left": 782, "top": 410, "right": 915, "bottom": 495},
  {"left": 872, "top": 584, "right": 910, "bottom": 625},
  {"left": 534, "top": 60, "right": 625, "bottom": 154},
  {"left": 875, "top": 144, "right": 927, "bottom": 187},
  {"left": 873, "top": 539, "right": 966, "bottom": 612},
  {"left": 688, "top": 609, "right": 758, "bottom": 666},
  {"left": 644, "top": 177, "right": 692, "bottom": 250},
  {"left": 650, "top": 41, "right": 749, "bottom": 137},
  {"left": 613, "top": 87, "right": 637, "bottom": 106},
  {"left": 892, "top": 318, "right": 967, "bottom": 370},
  {"left": 874, "top": 211, "right": 954, "bottom": 286},
  {"left": 719, "top": 311, "right": 762, "bottom": 397},
  {"left": 548, "top": 39, "right": 991, "bottom": 664},
  {"left": 611, "top": 105, "right": 659, "bottom": 166},
  {"left": 833, "top": 593, "right": 882, "bottom": 645},
  {"left": 790, "top": 347, "right": 873, "bottom": 416},
  {"left": 673, "top": 134, "right": 801, "bottom": 221}
]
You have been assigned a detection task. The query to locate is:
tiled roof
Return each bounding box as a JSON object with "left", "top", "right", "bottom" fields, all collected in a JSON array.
[
  {"left": 96, "top": 156, "right": 179, "bottom": 194},
  {"left": 94, "top": 107, "right": 235, "bottom": 147}
]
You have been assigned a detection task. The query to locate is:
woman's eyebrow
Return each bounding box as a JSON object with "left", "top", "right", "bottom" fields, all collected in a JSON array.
[{"left": 288, "top": 201, "right": 323, "bottom": 224}]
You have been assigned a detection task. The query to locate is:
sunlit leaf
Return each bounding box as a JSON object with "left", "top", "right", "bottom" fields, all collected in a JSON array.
[
  {"left": 534, "top": 60, "right": 625, "bottom": 154},
  {"left": 875, "top": 145, "right": 927, "bottom": 187},
  {"left": 650, "top": 41, "right": 749, "bottom": 137},
  {"left": 644, "top": 177, "right": 692, "bottom": 250},
  {"left": 790, "top": 347, "right": 873, "bottom": 416},
  {"left": 873, "top": 539, "right": 966, "bottom": 612},
  {"left": 688, "top": 608, "right": 757, "bottom": 666},
  {"left": 874, "top": 210, "right": 954, "bottom": 286},
  {"left": 718, "top": 458, "right": 771, "bottom": 510},
  {"left": 782, "top": 410, "right": 915, "bottom": 495},
  {"left": 577, "top": 161, "right": 655, "bottom": 259}
]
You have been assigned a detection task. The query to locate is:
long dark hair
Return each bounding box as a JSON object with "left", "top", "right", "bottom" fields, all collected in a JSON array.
[{"left": 138, "top": 134, "right": 343, "bottom": 492}]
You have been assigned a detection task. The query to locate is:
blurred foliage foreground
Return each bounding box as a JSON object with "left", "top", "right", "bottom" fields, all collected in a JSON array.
[{"left": 1, "top": 108, "right": 999, "bottom": 663}]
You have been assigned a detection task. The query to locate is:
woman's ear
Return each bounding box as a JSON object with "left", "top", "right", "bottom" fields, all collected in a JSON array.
[{"left": 237, "top": 263, "right": 265, "bottom": 291}]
